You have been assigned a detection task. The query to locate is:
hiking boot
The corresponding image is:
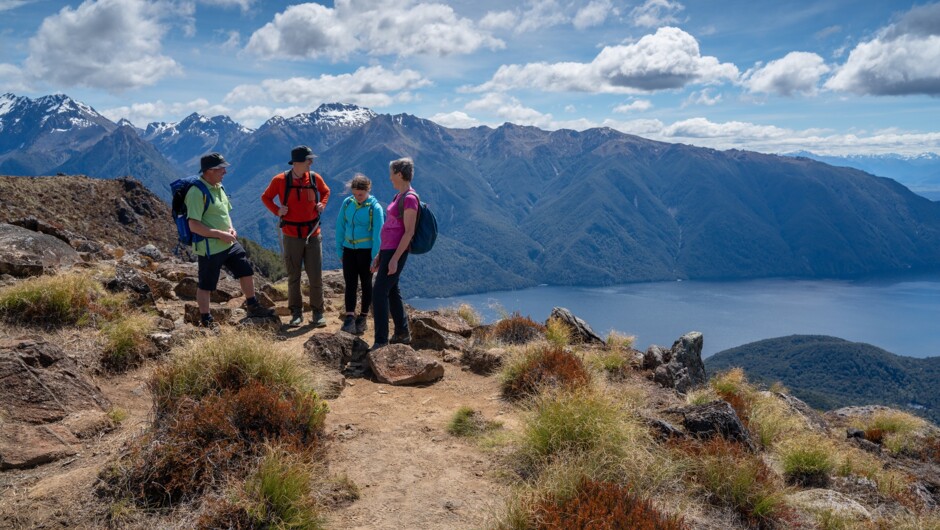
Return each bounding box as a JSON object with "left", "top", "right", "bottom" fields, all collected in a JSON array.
[
  {"left": 354, "top": 314, "right": 368, "bottom": 335},
  {"left": 390, "top": 331, "right": 411, "bottom": 345},
  {"left": 370, "top": 342, "right": 388, "bottom": 351},
  {"left": 288, "top": 313, "right": 303, "bottom": 327},
  {"left": 200, "top": 317, "right": 220, "bottom": 331},
  {"left": 246, "top": 303, "right": 275, "bottom": 318},
  {"left": 312, "top": 312, "right": 327, "bottom": 328},
  {"left": 340, "top": 314, "right": 357, "bottom": 334}
]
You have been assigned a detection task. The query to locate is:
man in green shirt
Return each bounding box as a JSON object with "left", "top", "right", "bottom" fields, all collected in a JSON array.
[{"left": 187, "top": 152, "right": 274, "bottom": 327}]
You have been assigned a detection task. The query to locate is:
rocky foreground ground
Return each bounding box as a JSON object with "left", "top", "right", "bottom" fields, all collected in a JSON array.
[{"left": 0, "top": 215, "right": 939, "bottom": 529}]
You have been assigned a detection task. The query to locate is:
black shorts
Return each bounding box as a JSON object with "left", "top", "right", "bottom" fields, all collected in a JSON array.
[{"left": 197, "top": 242, "right": 253, "bottom": 291}]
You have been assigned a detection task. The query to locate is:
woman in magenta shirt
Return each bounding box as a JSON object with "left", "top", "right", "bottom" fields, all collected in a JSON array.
[{"left": 370, "top": 157, "right": 419, "bottom": 349}]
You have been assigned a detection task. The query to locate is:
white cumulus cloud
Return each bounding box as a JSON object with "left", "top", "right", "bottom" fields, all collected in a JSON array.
[
  {"left": 743, "top": 52, "right": 830, "bottom": 96},
  {"left": 245, "top": 0, "right": 503, "bottom": 60},
  {"left": 465, "top": 93, "right": 553, "bottom": 128},
  {"left": 613, "top": 99, "right": 652, "bottom": 112},
  {"left": 825, "top": 3, "right": 940, "bottom": 96},
  {"left": 631, "top": 0, "right": 684, "bottom": 28},
  {"left": 429, "top": 110, "right": 482, "bottom": 128},
  {"left": 24, "top": 0, "right": 180, "bottom": 91},
  {"left": 473, "top": 27, "right": 738, "bottom": 94},
  {"left": 480, "top": 10, "right": 518, "bottom": 31},
  {"left": 224, "top": 66, "right": 431, "bottom": 110},
  {"left": 573, "top": 0, "right": 613, "bottom": 30},
  {"left": 199, "top": 0, "right": 256, "bottom": 11}
]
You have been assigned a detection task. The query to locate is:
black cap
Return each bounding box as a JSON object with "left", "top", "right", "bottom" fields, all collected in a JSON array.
[
  {"left": 200, "top": 152, "right": 230, "bottom": 173},
  {"left": 289, "top": 145, "right": 316, "bottom": 165}
]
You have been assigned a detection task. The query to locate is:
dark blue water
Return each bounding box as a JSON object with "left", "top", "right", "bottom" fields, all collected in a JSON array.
[{"left": 409, "top": 275, "right": 940, "bottom": 359}]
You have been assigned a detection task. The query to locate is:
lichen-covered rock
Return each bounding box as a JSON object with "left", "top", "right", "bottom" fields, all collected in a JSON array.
[
  {"left": 304, "top": 331, "right": 369, "bottom": 370},
  {"left": 649, "top": 332, "right": 706, "bottom": 394},
  {"left": 681, "top": 400, "right": 754, "bottom": 449},
  {"left": 369, "top": 344, "right": 445, "bottom": 385},
  {"left": 104, "top": 265, "right": 156, "bottom": 308},
  {"left": 548, "top": 307, "right": 604, "bottom": 344},
  {"left": 0, "top": 223, "right": 80, "bottom": 277}
]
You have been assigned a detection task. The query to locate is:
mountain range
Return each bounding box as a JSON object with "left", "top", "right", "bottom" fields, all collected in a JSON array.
[
  {"left": 3, "top": 92, "right": 940, "bottom": 297},
  {"left": 706, "top": 335, "right": 940, "bottom": 424}
]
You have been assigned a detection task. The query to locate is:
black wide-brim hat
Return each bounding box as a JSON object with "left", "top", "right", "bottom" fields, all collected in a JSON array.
[
  {"left": 200, "top": 152, "right": 230, "bottom": 173},
  {"left": 289, "top": 145, "right": 317, "bottom": 164}
]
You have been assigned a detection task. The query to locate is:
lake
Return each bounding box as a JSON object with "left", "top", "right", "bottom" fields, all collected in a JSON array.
[{"left": 409, "top": 274, "right": 940, "bottom": 359}]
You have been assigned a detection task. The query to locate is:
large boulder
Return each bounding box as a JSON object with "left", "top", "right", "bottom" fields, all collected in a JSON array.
[
  {"left": 681, "top": 400, "right": 754, "bottom": 449},
  {"left": 368, "top": 344, "right": 445, "bottom": 386},
  {"left": 548, "top": 307, "right": 604, "bottom": 344},
  {"left": 0, "top": 338, "right": 110, "bottom": 424},
  {"left": 0, "top": 223, "right": 80, "bottom": 277},
  {"left": 304, "top": 331, "right": 369, "bottom": 370},
  {"left": 648, "top": 332, "right": 706, "bottom": 394},
  {"left": 411, "top": 319, "right": 469, "bottom": 351},
  {"left": 411, "top": 311, "right": 473, "bottom": 337},
  {"left": 0, "top": 423, "right": 80, "bottom": 470}
]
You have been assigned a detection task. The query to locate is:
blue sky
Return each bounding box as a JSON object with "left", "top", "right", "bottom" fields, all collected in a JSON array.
[{"left": 1, "top": 0, "right": 939, "bottom": 155}]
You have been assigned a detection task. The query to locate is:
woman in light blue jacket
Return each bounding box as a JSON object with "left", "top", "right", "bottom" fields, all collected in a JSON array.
[{"left": 336, "top": 173, "right": 385, "bottom": 335}]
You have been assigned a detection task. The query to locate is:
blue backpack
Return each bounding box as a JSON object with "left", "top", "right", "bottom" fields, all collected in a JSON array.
[
  {"left": 396, "top": 190, "right": 437, "bottom": 254},
  {"left": 170, "top": 175, "right": 215, "bottom": 255}
]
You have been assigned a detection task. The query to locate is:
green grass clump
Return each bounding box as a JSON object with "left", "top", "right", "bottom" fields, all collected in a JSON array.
[
  {"left": 447, "top": 406, "right": 502, "bottom": 437},
  {"left": 519, "top": 390, "right": 630, "bottom": 465},
  {"left": 779, "top": 435, "right": 836, "bottom": 487},
  {"left": 589, "top": 349, "right": 633, "bottom": 380},
  {"left": 455, "top": 303, "right": 482, "bottom": 327},
  {"left": 856, "top": 410, "right": 928, "bottom": 456},
  {"left": 245, "top": 448, "right": 324, "bottom": 529},
  {"left": 545, "top": 317, "right": 572, "bottom": 348},
  {"left": 683, "top": 439, "right": 793, "bottom": 529},
  {"left": 107, "top": 407, "right": 128, "bottom": 424},
  {"left": 0, "top": 272, "right": 103, "bottom": 325},
  {"left": 101, "top": 313, "right": 158, "bottom": 371},
  {"left": 605, "top": 331, "right": 636, "bottom": 351},
  {"left": 150, "top": 328, "right": 317, "bottom": 415}
]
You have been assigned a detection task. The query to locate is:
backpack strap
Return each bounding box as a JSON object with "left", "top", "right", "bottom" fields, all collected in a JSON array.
[
  {"left": 397, "top": 190, "right": 420, "bottom": 219},
  {"left": 191, "top": 180, "right": 214, "bottom": 257}
]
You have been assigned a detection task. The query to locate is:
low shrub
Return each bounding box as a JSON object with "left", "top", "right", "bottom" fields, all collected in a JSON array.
[
  {"left": 681, "top": 438, "right": 792, "bottom": 529},
  {"left": 107, "top": 407, "right": 128, "bottom": 424},
  {"left": 0, "top": 272, "right": 102, "bottom": 325},
  {"left": 100, "top": 313, "right": 158, "bottom": 372},
  {"left": 502, "top": 346, "right": 591, "bottom": 401},
  {"left": 491, "top": 312, "right": 546, "bottom": 345},
  {"left": 150, "top": 328, "right": 315, "bottom": 416},
  {"left": 708, "top": 368, "right": 805, "bottom": 448},
  {"left": 109, "top": 381, "right": 327, "bottom": 507},
  {"left": 589, "top": 349, "right": 633, "bottom": 381},
  {"left": 447, "top": 406, "right": 502, "bottom": 437},
  {"left": 605, "top": 331, "right": 636, "bottom": 351},
  {"left": 531, "top": 478, "right": 686, "bottom": 530}
]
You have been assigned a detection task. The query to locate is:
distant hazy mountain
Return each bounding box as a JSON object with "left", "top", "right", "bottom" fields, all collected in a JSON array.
[
  {"left": 143, "top": 113, "right": 252, "bottom": 174},
  {"left": 786, "top": 151, "right": 940, "bottom": 200},
  {"left": 706, "top": 335, "right": 940, "bottom": 423}
]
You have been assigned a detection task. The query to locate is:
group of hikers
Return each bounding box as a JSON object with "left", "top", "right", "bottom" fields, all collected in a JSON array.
[{"left": 183, "top": 146, "right": 420, "bottom": 350}]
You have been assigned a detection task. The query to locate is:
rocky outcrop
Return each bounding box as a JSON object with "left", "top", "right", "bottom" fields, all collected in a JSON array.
[
  {"left": 680, "top": 400, "right": 754, "bottom": 449},
  {"left": 104, "top": 265, "right": 156, "bottom": 308},
  {"left": 646, "top": 331, "right": 706, "bottom": 394},
  {"left": 368, "top": 344, "right": 445, "bottom": 386},
  {"left": 0, "top": 338, "right": 110, "bottom": 424},
  {"left": 304, "top": 331, "right": 369, "bottom": 371},
  {"left": 771, "top": 391, "right": 830, "bottom": 432},
  {"left": 0, "top": 223, "right": 80, "bottom": 277},
  {"left": 548, "top": 307, "right": 604, "bottom": 344}
]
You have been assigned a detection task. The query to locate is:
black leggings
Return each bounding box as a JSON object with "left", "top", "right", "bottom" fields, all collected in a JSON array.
[{"left": 342, "top": 248, "right": 373, "bottom": 314}]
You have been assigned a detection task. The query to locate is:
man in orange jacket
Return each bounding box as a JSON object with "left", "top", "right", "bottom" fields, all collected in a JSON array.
[{"left": 261, "top": 145, "right": 331, "bottom": 327}]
